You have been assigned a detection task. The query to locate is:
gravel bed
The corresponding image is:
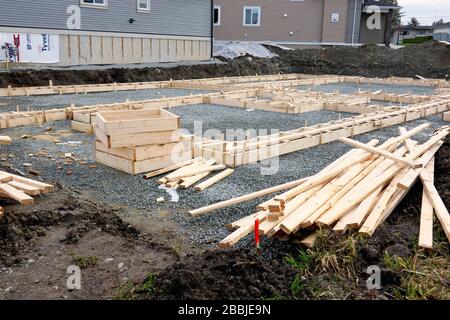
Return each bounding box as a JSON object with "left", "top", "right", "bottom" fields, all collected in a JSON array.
[
  {"left": 0, "top": 88, "right": 211, "bottom": 113},
  {"left": 171, "top": 104, "right": 354, "bottom": 138},
  {"left": 0, "top": 111, "right": 446, "bottom": 251},
  {"left": 299, "top": 82, "right": 436, "bottom": 96}
]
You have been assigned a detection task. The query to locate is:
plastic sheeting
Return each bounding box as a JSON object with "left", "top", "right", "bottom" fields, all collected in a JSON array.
[{"left": 213, "top": 41, "right": 279, "bottom": 60}]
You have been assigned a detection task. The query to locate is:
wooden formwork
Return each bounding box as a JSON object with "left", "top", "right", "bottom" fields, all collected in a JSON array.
[
  {"left": 444, "top": 111, "right": 450, "bottom": 121},
  {"left": 193, "top": 99, "right": 450, "bottom": 167}
]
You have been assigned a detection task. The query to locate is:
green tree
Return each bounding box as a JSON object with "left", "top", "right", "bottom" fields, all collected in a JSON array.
[{"left": 408, "top": 17, "right": 420, "bottom": 27}]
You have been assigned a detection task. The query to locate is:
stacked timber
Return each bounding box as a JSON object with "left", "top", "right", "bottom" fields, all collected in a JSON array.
[
  {"left": 189, "top": 124, "right": 450, "bottom": 250},
  {"left": 95, "top": 109, "right": 192, "bottom": 175},
  {"left": 144, "top": 157, "right": 234, "bottom": 191},
  {"left": 0, "top": 171, "right": 54, "bottom": 217}
]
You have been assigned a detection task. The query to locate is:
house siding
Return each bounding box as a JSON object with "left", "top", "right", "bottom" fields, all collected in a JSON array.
[
  {"left": 0, "top": 0, "right": 211, "bottom": 37},
  {"left": 0, "top": 0, "right": 212, "bottom": 65}
]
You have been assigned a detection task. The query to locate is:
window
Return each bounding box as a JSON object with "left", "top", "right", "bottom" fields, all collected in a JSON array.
[
  {"left": 214, "top": 6, "right": 221, "bottom": 26},
  {"left": 80, "top": 0, "right": 107, "bottom": 8},
  {"left": 137, "top": 0, "right": 151, "bottom": 13},
  {"left": 243, "top": 6, "right": 261, "bottom": 27}
]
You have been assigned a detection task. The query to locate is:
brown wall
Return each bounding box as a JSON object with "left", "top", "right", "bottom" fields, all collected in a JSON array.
[
  {"left": 214, "top": 0, "right": 350, "bottom": 43},
  {"left": 359, "top": 13, "right": 387, "bottom": 44}
]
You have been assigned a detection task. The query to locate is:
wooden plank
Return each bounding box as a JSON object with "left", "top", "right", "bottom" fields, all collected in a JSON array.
[
  {"left": 0, "top": 136, "right": 12, "bottom": 145},
  {"left": 194, "top": 168, "right": 234, "bottom": 191},
  {"left": 168, "top": 164, "right": 226, "bottom": 182},
  {"left": 7, "top": 180, "right": 41, "bottom": 196},
  {"left": 443, "top": 111, "right": 450, "bottom": 122},
  {"left": 418, "top": 157, "right": 434, "bottom": 249},
  {"left": 219, "top": 214, "right": 267, "bottom": 248},
  {"left": 359, "top": 167, "right": 410, "bottom": 236},
  {"left": 10, "top": 174, "right": 54, "bottom": 192},
  {"left": 0, "top": 183, "right": 34, "bottom": 205},
  {"left": 71, "top": 121, "right": 94, "bottom": 134},
  {"left": 189, "top": 144, "right": 362, "bottom": 217},
  {"left": 143, "top": 158, "right": 200, "bottom": 179},
  {"left": 420, "top": 163, "right": 450, "bottom": 242},
  {"left": 339, "top": 137, "right": 422, "bottom": 168}
]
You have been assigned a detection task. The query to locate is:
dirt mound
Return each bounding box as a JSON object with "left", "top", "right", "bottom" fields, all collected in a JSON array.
[
  {"left": 152, "top": 249, "right": 297, "bottom": 300},
  {"left": 0, "top": 189, "right": 144, "bottom": 266},
  {"left": 0, "top": 57, "right": 279, "bottom": 87},
  {"left": 274, "top": 41, "right": 450, "bottom": 79}
]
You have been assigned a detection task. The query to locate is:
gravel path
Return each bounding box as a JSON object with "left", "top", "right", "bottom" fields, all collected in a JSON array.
[{"left": 0, "top": 88, "right": 211, "bottom": 113}]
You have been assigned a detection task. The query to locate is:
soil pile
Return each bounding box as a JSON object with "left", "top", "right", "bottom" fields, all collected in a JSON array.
[
  {"left": 0, "top": 57, "right": 279, "bottom": 87},
  {"left": 153, "top": 248, "right": 297, "bottom": 300},
  {"left": 274, "top": 41, "right": 450, "bottom": 79},
  {"left": 1, "top": 41, "right": 449, "bottom": 87}
]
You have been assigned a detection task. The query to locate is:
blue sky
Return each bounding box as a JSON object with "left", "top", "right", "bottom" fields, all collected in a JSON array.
[{"left": 398, "top": 0, "right": 450, "bottom": 25}]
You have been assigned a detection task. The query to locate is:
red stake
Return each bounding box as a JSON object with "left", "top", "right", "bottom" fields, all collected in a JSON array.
[{"left": 254, "top": 218, "right": 260, "bottom": 248}]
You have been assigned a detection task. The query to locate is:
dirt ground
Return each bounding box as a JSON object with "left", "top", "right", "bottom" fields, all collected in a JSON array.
[{"left": 1, "top": 41, "right": 449, "bottom": 87}]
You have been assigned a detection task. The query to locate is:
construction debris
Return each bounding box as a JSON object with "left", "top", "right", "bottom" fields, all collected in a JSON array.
[
  {"left": 145, "top": 157, "right": 234, "bottom": 191},
  {"left": 0, "top": 170, "right": 54, "bottom": 214},
  {"left": 200, "top": 125, "right": 450, "bottom": 250}
]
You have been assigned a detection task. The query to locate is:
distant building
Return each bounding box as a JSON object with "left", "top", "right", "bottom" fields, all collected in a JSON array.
[
  {"left": 433, "top": 23, "right": 450, "bottom": 42},
  {"left": 213, "top": 0, "right": 400, "bottom": 47},
  {"left": 392, "top": 25, "right": 434, "bottom": 44}
]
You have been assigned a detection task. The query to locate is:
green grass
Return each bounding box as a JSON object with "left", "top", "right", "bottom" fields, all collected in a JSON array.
[
  {"left": 71, "top": 255, "right": 98, "bottom": 269},
  {"left": 383, "top": 251, "right": 450, "bottom": 300},
  {"left": 115, "top": 273, "right": 158, "bottom": 300}
]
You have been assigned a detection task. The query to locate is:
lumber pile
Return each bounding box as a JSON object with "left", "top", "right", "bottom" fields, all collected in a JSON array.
[
  {"left": 144, "top": 157, "right": 234, "bottom": 191},
  {"left": 0, "top": 171, "right": 54, "bottom": 216},
  {"left": 94, "top": 108, "right": 193, "bottom": 175},
  {"left": 188, "top": 124, "right": 450, "bottom": 249}
]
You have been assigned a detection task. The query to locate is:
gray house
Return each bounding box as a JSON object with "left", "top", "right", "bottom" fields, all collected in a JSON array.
[{"left": 0, "top": 0, "right": 213, "bottom": 65}]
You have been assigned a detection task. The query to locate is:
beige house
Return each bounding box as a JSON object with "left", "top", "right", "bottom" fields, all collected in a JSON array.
[{"left": 213, "top": 0, "right": 399, "bottom": 47}]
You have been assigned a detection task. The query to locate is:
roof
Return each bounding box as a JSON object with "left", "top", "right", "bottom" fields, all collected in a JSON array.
[
  {"left": 398, "top": 25, "right": 434, "bottom": 31},
  {"left": 362, "top": 0, "right": 401, "bottom": 10},
  {"left": 434, "top": 22, "right": 450, "bottom": 29}
]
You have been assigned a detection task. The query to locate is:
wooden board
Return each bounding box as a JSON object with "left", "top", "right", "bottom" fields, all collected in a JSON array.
[{"left": 95, "top": 150, "right": 192, "bottom": 175}]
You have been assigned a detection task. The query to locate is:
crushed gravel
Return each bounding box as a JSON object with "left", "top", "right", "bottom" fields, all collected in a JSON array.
[{"left": 0, "top": 88, "right": 211, "bottom": 113}]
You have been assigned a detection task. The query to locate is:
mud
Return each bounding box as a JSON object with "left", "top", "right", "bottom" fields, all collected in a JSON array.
[{"left": 0, "top": 189, "right": 182, "bottom": 299}]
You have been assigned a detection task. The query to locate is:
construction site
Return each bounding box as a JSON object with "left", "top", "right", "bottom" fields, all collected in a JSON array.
[{"left": 0, "top": 40, "right": 449, "bottom": 302}]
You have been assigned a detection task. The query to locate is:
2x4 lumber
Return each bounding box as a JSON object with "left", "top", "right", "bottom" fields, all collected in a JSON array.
[
  {"left": 144, "top": 158, "right": 200, "bottom": 179},
  {"left": 280, "top": 156, "right": 382, "bottom": 234},
  {"left": 297, "top": 231, "right": 319, "bottom": 249},
  {"left": 179, "top": 159, "right": 216, "bottom": 189},
  {"left": 189, "top": 142, "right": 363, "bottom": 217},
  {"left": 227, "top": 211, "right": 268, "bottom": 231},
  {"left": 397, "top": 141, "right": 446, "bottom": 190},
  {"left": 316, "top": 129, "right": 449, "bottom": 227},
  {"left": 339, "top": 137, "right": 422, "bottom": 169},
  {"left": 0, "top": 183, "right": 34, "bottom": 205},
  {"left": 0, "top": 136, "right": 12, "bottom": 145},
  {"left": 399, "top": 127, "right": 416, "bottom": 153},
  {"left": 419, "top": 157, "right": 435, "bottom": 249},
  {"left": 339, "top": 185, "right": 384, "bottom": 229},
  {"left": 8, "top": 173, "right": 54, "bottom": 192},
  {"left": 7, "top": 180, "right": 41, "bottom": 196},
  {"left": 168, "top": 164, "right": 226, "bottom": 182},
  {"left": 420, "top": 163, "right": 450, "bottom": 242},
  {"left": 263, "top": 185, "right": 324, "bottom": 236},
  {"left": 275, "top": 143, "right": 380, "bottom": 203},
  {"left": 359, "top": 167, "right": 410, "bottom": 236},
  {"left": 194, "top": 168, "right": 234, "bottom": 191},
  {"left": 219, "top": 214, "right": 268, "bottom": 249},
  {"left": 160, "top": 158, "right": 206, "bottom": 183}
]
